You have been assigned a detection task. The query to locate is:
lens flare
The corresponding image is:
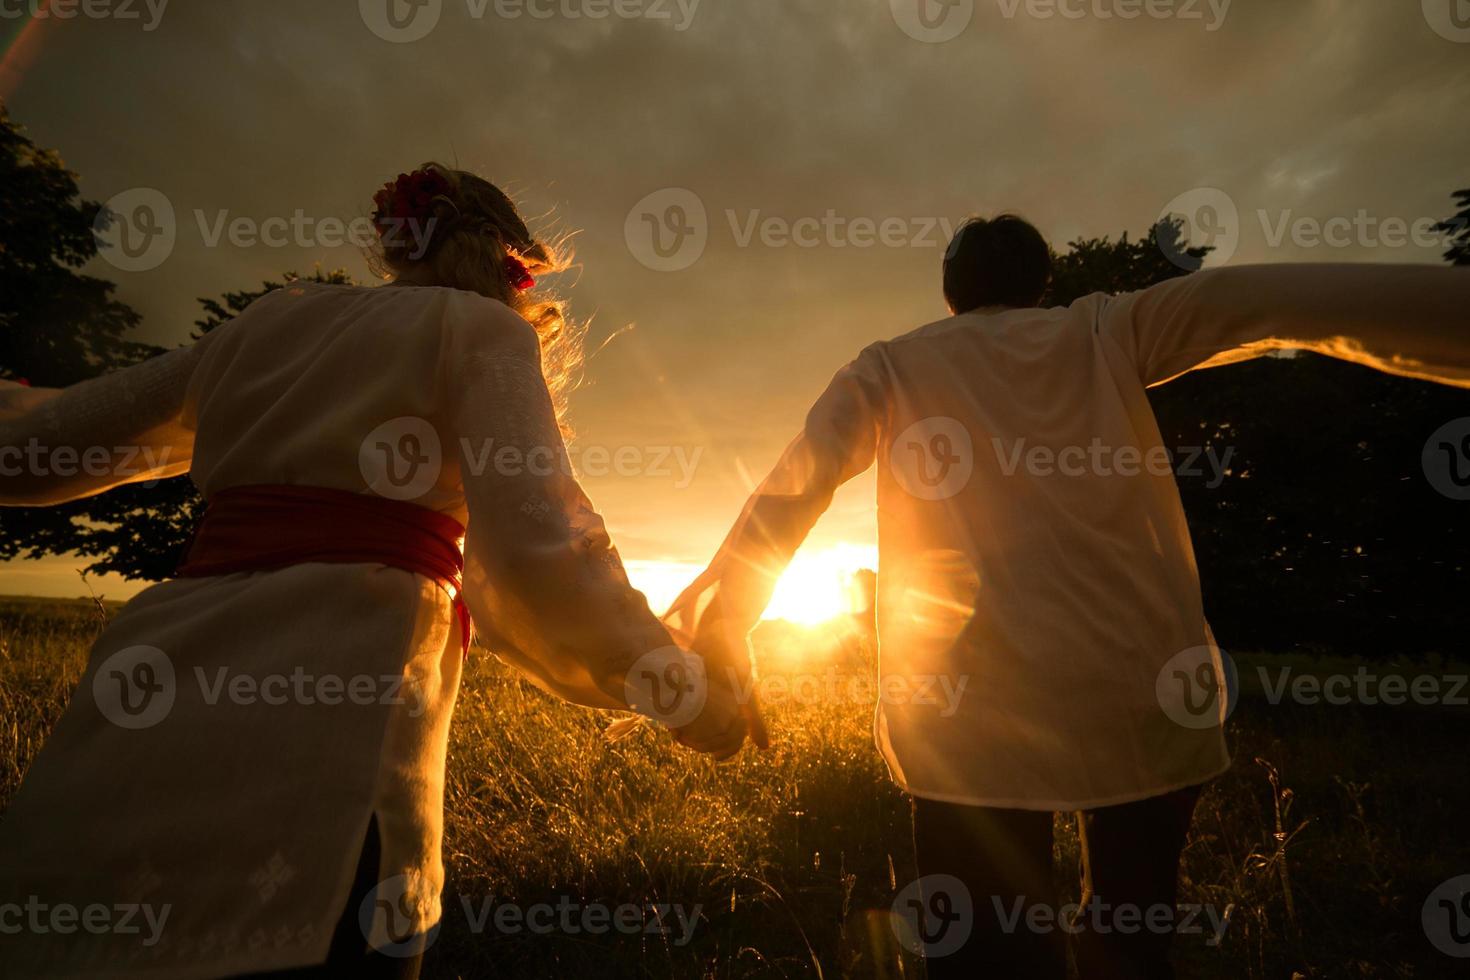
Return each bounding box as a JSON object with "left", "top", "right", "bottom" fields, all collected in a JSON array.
[{"left": 626, "top": 543, "right": 877, "bottom": 627}]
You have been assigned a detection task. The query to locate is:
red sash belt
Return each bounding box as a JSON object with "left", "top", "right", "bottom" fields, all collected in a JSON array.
[{"left": 176, "top": 484, "right": 472, "bottom": 657}]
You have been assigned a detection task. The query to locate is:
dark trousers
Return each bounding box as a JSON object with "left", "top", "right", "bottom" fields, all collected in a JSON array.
[
  {"left": 911, "top": 785, "right": 1201, "bottom": 980},
  {"left": 233, "top": 816, "right": 424, "bottom": 979}
]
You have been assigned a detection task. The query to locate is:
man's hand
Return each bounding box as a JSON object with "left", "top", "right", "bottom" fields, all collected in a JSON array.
[
  {"left": 690, "top": 617, "right": 770, "bottom": 752},
  {"left": 663, "top": 591, "right": 771, "bottom": 752},
  {"left": 670, "top": 672, "right": 749, "bottom": 761}
]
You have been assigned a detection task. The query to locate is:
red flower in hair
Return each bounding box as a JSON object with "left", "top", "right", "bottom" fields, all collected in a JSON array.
[
  {"left": 372, "top": 168, "right": 454, "bottom": 233},
  {"left": 505, "top": 256, "right": 535, "bottom": 292}
]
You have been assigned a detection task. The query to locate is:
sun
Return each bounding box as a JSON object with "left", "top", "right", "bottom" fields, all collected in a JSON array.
[
  {"left": 762, "top": 544, "right": 878, "bottom": 625},
  {"left": 625, "top": 543, "right": 878, "bottom": 627}
]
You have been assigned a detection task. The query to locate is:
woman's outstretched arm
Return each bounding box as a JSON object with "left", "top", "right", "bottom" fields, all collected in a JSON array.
[
  {"left": 448, "top": 296, "right": 746, "bottom": 755},
  {"left": 0, "top": 345, "right": 203, "bottom": 506}
]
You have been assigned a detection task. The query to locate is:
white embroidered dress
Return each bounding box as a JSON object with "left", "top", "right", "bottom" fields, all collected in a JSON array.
[
  {"left": 0, "top": 283, "right": 672, "bottom": 978},
  {"left": 670, "top": 264, "right": 1470, "bottom": 811}
]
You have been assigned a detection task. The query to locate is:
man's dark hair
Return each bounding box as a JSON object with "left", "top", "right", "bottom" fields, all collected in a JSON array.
[{"left": 942, "top": 214, "right": 1053, "bottom": 312}]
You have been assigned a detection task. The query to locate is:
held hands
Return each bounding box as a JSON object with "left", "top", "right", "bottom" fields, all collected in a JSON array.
[
  {"left": 668, "top": 663, "right": 749, "bottom": 761},
  {"left": 672, "top": 613, "right": 770, "bottom": 757},
  {"left": 618, "top": 619, "right": 770, "bottom": 760},
  {"left": 619, "top": 644, "right": 750, "bottom": 760},
  {"left": 687, "top": 616, "right": 770, "bottom": 754},
  {"left": 626, "top": 587, "right": 771, "bottom": 760}
]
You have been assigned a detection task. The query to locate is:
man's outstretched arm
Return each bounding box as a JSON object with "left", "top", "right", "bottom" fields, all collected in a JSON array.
[
  {"left": 1099, "top": 263, "right": 1470, "bottom": 388},
  {"left": 666, "top": 346, "right": 887, "bottom": 740}
]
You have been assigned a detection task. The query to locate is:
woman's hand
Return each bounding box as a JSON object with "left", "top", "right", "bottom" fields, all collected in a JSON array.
[{"left": 0, "top": 380, "right": 59, "bottom": 421}]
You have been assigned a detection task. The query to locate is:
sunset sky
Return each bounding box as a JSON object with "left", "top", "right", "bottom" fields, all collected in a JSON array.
[{"left": 2, "top": 1, "right": 1468, "bottom": 605}]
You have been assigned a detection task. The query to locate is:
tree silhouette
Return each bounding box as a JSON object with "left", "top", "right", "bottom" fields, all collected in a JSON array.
[
  {"left": 1435, "top": 186, "right": 1470, "bottom": 266},
  {"left": 1044, "top": 217, "right": 1211, "bottom": 306},
  {"left": 0, "top": 103, "right": 156, "bottom": 386}
]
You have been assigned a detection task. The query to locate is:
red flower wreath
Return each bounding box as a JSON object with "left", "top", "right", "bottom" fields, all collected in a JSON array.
[
  {"left": 504, "top": 255, "right": 536, "bottom": 292},
  {"left": 372, "top": 169, "right": 454, "bottom": 231},
  {"left": 373, "top": 168, "right": 536, "bottom": 292}
]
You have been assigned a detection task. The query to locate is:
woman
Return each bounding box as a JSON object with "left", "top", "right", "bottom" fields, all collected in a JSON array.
[{"left": 0, "top": 164, "right": 747, "bottom": 978}]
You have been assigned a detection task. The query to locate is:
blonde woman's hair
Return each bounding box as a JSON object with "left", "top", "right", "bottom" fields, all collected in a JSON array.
[{"left": 369, "top": 162, "right": 582, "bottom": 425}]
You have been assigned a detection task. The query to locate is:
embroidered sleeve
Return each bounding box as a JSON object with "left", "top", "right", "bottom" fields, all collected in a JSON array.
[
  {"left": 0, "top": 344, "right": 203, "bottom": 506},
  {"left": 451, "top": 324, "right": 675, "bottom": 711}
]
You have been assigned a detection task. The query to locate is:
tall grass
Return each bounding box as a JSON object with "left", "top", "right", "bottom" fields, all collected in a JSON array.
[{"left": 1, "top": 599, "right": 1464, "bottom": 978}]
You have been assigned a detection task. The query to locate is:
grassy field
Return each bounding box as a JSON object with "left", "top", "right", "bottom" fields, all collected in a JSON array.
[{"left": 1, "top": 596, "right": 1467, "bottom": 978}]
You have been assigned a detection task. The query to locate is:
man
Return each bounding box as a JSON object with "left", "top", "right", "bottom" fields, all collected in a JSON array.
[{"left": 667, "top": 215, "right": 1469, "bottom": 977}]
